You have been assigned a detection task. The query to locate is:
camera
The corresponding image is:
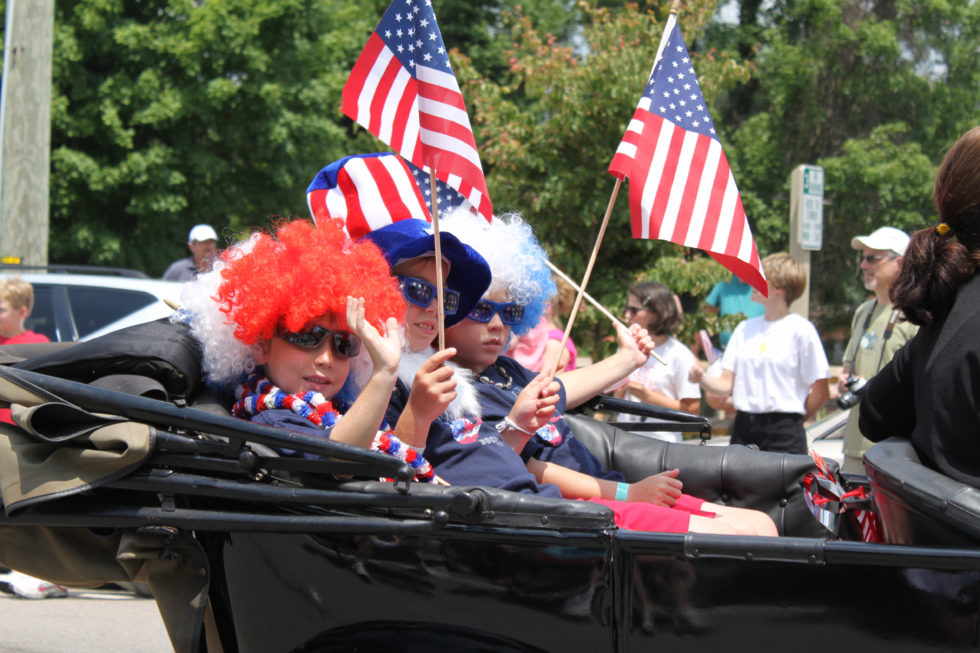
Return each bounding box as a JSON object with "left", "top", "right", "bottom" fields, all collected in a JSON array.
[{"left": 836, "top": 375, "right": 868, "bottom": 410}]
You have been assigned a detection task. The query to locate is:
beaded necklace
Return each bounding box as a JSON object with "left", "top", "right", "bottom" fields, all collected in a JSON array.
[
  {"left": 477, "top": 364, "right": 513, "bottom": 390},
  {"left": 233, "top": 374, "right": 434, "bottom": 482}
]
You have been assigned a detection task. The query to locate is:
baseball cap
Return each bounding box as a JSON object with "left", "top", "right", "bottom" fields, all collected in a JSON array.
[
  {"left": 188, "top": 224, "right": 218, "bottom": 243},
  {"left": 850, "top": 226, "right": 910, "bottom": 257}
]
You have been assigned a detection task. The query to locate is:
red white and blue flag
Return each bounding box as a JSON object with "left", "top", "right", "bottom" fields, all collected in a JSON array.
[
  {"left": 608, "top": 14, "right": 766, "bottom": 295},
  {"left": 343, "top": 0, "right": 493, "bottom": 223}
]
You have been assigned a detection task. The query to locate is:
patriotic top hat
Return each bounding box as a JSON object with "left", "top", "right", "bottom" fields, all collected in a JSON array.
[{"left": 307, "top": 153, "right": 491, "bottom": 327}]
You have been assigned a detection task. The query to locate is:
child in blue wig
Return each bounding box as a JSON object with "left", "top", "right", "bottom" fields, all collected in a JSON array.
[{"left": 438, "top": 210, "right": 777, "bottom": 535}]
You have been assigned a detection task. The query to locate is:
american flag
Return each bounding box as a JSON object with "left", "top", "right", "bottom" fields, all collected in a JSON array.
[
  {"left": 343, "top": 0, "right": 493, "bottom": 223},
  {"left": 608, "top": 14, "right": 766, "bottom": 295},
  {"left": 306, "top": 153, "right": 431, "bottom": 239},
  {"left": 405, "top": 160, "right": 470, "bottom": 219}
]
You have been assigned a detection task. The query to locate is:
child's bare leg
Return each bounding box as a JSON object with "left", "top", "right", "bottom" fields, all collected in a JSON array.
[{"left": 696, "top": 503, "right": 778, "bottom": 536}]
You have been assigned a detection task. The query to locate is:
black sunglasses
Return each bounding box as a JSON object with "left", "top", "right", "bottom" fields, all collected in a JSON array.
[
  {"left": 398, "top": 276, "right": 460, "bottom": 315},
  {"left": 467, "top": 299, "right": 525, "bottom": 325},
  {"left": 275, "top": 325, "right": 361, "bottom": 358}
]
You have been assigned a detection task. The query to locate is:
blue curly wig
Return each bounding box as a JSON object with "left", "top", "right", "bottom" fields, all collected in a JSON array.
[{"left": 440, "top": 210, "right": 556, "bottom": 335}]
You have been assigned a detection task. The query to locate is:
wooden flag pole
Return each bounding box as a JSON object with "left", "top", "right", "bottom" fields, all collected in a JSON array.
[
  {"left": 430, "top": 172, "right": 446, "bottom": 351},
  {"left": 547, "top": 178, "right": 622, "bottom": 379},
  {"left": 544, "top": 259, "right": 666, "bottom": 366}
]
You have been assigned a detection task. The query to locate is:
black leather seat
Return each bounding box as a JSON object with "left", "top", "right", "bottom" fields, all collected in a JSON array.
[
  {"left": 864, "top": 437, "right": 980, "bottom": 546},
  {"left": 563, "top": 413, "right": 829, "bottom": 538}
]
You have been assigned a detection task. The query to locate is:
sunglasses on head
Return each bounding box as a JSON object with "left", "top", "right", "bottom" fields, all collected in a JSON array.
[
  {"left": 398, "top": 276, "right": 460, "bottom": 315},
  {"left": 467, "top": 299, "right": 525, "bottom": 325},
  {"left": 276, "top": 325, "right": 361, "bottom": 358}
]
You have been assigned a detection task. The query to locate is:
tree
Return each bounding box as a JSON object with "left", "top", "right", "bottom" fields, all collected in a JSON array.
[
  {"left": 458, "top": 1, "right": 753, "bottom": 359},
  {"left": 44, "top": 0, "right": 382, "bottom": 273},
  {"left": 713, "top": 0, "right": 980, "bottom": 317}
]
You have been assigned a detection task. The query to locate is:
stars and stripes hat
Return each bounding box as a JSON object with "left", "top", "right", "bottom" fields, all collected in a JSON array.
[{"left": 306, "top": 153, "right": 491, "bottom": 327}]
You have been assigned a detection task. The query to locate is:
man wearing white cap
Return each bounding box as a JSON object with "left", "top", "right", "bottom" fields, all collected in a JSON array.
[
  {"left": 838, "top": 226, "right": 918, "bottom": 473},
  {"left": 163, "top": 224, "right": 219, "bottom": 282}
]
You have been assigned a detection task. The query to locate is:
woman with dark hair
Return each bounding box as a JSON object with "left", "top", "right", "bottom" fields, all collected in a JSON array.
[
  {"left": 860, "top": 126, "right": 980, "bottom": 487},
  {"left": 615, "top": 282, "right": 701, "bottom": 439}
]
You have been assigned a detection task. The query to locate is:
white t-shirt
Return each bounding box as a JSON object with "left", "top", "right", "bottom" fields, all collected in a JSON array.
[
  {"left": 721, "top": 313, "right": 829, "bottom": 415},
  {"left": 618, "top": 337, "right": 700, "bottom": 436}
]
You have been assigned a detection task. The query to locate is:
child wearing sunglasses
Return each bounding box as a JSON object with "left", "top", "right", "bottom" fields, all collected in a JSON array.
[
  {"left": 436, "top": 211, "right": 777, "bottom": 535},
  {"left": 178, "top": 217, "right": 435, "bottom": 482}
]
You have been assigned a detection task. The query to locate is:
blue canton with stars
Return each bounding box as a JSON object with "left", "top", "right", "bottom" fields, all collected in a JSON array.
[
  {"left": 644, "top": 26, "right": 717, "bottom": 140},
  {"left": 377, "top": 0, "right": 452, "bottom": 75},
  {"left": 406, "top": 160, "right": 469, "bottom": 218}
]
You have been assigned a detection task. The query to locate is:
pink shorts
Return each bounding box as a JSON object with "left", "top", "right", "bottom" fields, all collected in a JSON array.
[{"left": 588, "top": 493, "right": 712, "bottom": 533}]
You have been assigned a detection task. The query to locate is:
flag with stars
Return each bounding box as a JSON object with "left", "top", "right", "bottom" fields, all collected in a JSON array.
[
  {"left": 608, "top": 14, "right": 766, "bottom": 295},
  {"left": 405, "top": 160, "right": 470, "bottom": 219},
  {"left": 343, "top": 0, "right": 493, "bottom": 223}
]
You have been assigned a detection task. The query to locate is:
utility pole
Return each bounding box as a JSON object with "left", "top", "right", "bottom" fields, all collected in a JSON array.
[{"left": 0, "top": 0, "right": 54, "bottom": 266}]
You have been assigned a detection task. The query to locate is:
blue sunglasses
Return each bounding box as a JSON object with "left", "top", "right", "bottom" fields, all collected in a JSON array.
[
  {"left": 398, "top": 276, "right": 460, "bottom": 316},
  {"left": 467, "top": 299, "right": 525, "bottom": 325}
]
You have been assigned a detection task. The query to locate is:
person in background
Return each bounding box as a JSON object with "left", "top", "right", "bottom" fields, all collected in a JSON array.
[
  {"left": 163, "top": 224, "right": 219, "bottom": 282},
  {"left": 507, "top": 275, "right": 577, "bottom": 373},
  {"left": 614, "top": 281, "right": 700, "bottom": 442},
  {"left": 690, "top": 253, "right": 830, "bottom": 454},
  {"left": 838, "top": 226, "right": 917, "bottom": 473},
  {"left": 704, "top": 274, "right": 764, "bottom": 349},
  {"left": 860, "top": 126, "right": 980, "bottom": 488},
  {"left": 0, "top": 277, "right": 49, "bottom": 346}
]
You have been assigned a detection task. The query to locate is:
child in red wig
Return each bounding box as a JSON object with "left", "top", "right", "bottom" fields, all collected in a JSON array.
[{"left": 179, "top": 217, "right": 434, "bottom": 481}]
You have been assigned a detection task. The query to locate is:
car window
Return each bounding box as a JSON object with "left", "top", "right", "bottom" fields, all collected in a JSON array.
[
  {"left": 66, "top": 286, "right": 157, "bottom": 339},
  {"left": 25, "top": 284, "right": 59, "bottom": 341}
]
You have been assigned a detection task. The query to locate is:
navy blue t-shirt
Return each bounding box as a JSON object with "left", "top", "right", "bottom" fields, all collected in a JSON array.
[
  {"left": 478, "top": 356, "right": 625, "bottom": 483},
  {"left": 386, "top": 378, "right": 560, "bottom": 497}
]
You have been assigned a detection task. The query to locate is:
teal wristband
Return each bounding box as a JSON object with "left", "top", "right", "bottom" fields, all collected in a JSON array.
[{"left": 615, "top": 482, "right": 629, "bottom": 502}]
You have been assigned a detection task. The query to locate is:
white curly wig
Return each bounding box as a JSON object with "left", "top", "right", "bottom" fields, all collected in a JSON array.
[{"left": 439, "top": 209, "right": 555, "bottom": 335}]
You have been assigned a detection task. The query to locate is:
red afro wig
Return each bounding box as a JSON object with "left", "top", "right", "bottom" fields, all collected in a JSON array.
[{"left": 215, "top": 218, "right": 405, "bottom": 345}]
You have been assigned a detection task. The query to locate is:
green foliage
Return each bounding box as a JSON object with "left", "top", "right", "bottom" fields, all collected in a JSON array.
[
  {"left": 46, "top": 0, "right": 381, "bottom": 273},
  {"left": 460, "top": 1, "right": 752, "bottom": 359}
]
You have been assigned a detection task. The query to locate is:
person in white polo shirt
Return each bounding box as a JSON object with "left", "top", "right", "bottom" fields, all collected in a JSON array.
[
  {"left": 690, "top": 253, "right": 830, "bottom": 454},
  {"left": 163, "top": 224, "right": 219, "bottom": 282}
]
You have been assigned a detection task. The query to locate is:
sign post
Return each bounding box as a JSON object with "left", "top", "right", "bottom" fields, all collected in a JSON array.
[{"left": 788, "top": 164, "right": 824, "bottom": 318}]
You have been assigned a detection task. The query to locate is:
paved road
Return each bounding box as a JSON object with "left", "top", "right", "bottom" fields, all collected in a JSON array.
[{"left": 0, "top": 586, "right": 172, "bottom": 652}]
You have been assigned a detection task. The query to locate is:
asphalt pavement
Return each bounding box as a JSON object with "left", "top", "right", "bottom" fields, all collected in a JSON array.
[{"left": 0, "top": 585, "right": 172, "bottom": 652}]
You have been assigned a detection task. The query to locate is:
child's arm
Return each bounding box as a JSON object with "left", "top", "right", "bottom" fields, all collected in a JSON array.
[
  {"left": 393, "top": 347, "right": 459, "bottom": 448},
  {"left": 526, "top": 458, "right": 683, "bottom": 506},
  {"left": 554, "top": 323, "right": 653, "bottom": 409},
  {"left": 689, "top": 364, "right": 734, "bottom": 397},
  {"left": 328, "top": 297, "right": 401, "bottom": 450}
]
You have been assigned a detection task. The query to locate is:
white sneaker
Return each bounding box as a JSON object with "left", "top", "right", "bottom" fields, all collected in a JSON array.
[{"left": 0, "top": 570, "right": 69, "bottom": 599}]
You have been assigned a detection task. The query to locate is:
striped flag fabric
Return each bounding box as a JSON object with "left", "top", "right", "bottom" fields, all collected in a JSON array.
[
  {"left": 608, "top": 14, "right": 766, "bottom": 295},
  {"left": 342, "top": 0, "right": 493, "bottom": 223},
  {"left": 306, "top": 153, "right": 431, "bottom": 239}
]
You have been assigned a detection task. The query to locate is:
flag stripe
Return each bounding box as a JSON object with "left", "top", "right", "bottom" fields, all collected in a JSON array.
[{"left": 342, "top": 1, "right": 493, "bottom": 223}]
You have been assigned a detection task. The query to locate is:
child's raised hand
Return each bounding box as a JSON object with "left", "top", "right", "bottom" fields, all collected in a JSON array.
[
  {"left": 346, "top": 296, "right": 400, "bottom": 376},
  {"left": 615, "top": 322, "right": 651, "bottom": 368},
  {"left": 508, "top": 373, "right": 561, "bottom": 435},
  {"left": 408, "top": 347, "right": 459, "bottom": 427}
]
